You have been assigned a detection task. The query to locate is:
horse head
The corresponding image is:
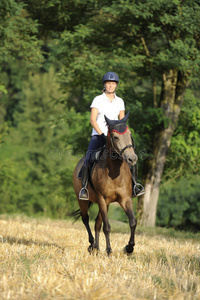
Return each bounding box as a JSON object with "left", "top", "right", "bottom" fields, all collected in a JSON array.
[{"left": 104, "top": 111, "right": 138, "bottom": 166}]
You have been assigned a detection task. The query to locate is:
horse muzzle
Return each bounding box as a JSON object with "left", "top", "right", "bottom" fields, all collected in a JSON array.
[
  {"left": 119, "top": 144, "right": 137, "bottom": 166},
  {"left": 123, "top": 150, "right": 138, "bottom": 166}
]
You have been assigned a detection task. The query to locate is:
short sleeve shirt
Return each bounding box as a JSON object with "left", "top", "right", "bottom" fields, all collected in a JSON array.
[{"left": 90, "top": 93, "right": 125, "bottom": 136}]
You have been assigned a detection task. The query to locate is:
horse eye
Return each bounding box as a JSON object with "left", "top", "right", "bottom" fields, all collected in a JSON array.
[{"left": 113, "top": 136, "right": 119, "bottom": 140}]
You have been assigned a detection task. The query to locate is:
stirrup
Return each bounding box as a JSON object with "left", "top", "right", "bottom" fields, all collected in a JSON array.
[
  {"left": 133, "top": 183, "right": 145, "bottom": 197},
  {"left": 79, "top": 187, "right": 89, "bottom": 200}
]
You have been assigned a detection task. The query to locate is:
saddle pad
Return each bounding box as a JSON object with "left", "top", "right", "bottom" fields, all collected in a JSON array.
[{"left": 77, "top": 146, "right": 105, "bottom": 180}]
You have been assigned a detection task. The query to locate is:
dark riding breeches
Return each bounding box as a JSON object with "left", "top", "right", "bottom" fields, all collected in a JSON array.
[{"left": 84, "top": 135, "right": 106, "bottom": 167}]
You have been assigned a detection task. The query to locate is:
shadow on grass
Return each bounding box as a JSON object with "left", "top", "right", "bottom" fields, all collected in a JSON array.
[{"left": 0, "top": 235, "right": 65, "bottom": 251}]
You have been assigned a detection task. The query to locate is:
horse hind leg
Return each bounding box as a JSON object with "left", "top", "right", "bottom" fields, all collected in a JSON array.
[
  {"left": 79, "top": 201, "right": 95, "bottom": 252},
  {"left": 82, "top": 213, "right": 95, "bottom": 253}
]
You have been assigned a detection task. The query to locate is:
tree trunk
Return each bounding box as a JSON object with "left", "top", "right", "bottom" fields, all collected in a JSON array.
[{"left": 138, "top": 70, "right": 189, "bottom": 227}]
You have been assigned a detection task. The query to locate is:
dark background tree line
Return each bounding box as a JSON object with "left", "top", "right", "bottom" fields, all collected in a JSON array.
[{"left": 0, "top": 0, "right": 200, "bottom": 230}]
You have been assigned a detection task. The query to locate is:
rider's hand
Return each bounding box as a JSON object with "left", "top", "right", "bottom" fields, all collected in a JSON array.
[{"left": 100, "top": 133, "right": 107, "bottom": 143}]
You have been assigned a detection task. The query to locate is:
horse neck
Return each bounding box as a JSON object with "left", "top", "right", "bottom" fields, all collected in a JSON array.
[{"left": 105, "top": 138, "right": 123, "bottom": 167}]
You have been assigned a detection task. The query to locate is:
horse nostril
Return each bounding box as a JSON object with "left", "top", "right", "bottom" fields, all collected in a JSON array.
[
  {"left": 127, "top": 155, "right": 137, "bottom": 165},
  {"left": 128, "top": 158, "right": 133, "bottom": 164}
]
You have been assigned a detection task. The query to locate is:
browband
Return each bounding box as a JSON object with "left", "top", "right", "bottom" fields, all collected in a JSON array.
[{"left": 108, "top": 126, "right": 128, "bottom": 136}]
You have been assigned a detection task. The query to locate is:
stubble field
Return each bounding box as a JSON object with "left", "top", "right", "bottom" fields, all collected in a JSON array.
[{"left": 0, "top": 215, "right": 199, "bottom": 300}]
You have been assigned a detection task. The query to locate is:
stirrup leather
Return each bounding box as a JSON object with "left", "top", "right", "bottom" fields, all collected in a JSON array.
[
  {"left": 79, "top": 187, "right": 89, "bottom": 200},
  {"left": 133, "top": 183, "right": 145, "bottom": 197}
]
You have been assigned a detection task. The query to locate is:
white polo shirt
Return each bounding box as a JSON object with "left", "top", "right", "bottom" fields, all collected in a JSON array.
[{"left": 90, "top": 93, "right": 125, "bottom": 136}]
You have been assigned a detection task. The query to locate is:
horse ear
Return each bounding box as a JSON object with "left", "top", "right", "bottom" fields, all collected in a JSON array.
[
  {"left": 120, "top": 111, "right": 130, "bottom": 123},
  {"left": 105, "top": 111, "right": 130, "bottom": 128},
  {"left": 104, "top": 115, "right": 111, "bottom": 127}
]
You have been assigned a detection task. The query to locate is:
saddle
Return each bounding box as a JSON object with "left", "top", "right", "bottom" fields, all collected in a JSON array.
[{"left": 77, "top": 145, "right": 106, "bottom": 180}]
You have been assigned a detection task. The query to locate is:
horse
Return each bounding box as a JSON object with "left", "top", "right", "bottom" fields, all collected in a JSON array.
[{"left": 72, "top": 112, "right": 138, "bottom": 255}]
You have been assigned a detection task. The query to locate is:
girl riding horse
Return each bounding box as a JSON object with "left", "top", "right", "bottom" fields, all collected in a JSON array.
[
  {"left": 73, "top": 111, "right": 142, "bottom": 254},
  {"left": 79, "top": 71, "right": 145, "bottom": 200}
]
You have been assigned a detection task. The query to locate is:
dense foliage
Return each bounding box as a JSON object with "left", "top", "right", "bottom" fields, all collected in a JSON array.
[
  {"left": 157, "top": 176, "right": 200, "bottom": 231},
  {"left": 0, "top": 0, "right": 200, "bottom": 229}
]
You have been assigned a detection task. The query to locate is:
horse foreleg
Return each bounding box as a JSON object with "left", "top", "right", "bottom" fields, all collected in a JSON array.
[
  {"left": 120, "top": 197, "right": 137, "bottom": 254},
  {"left": 98, "top": 198, "right": 112, "bottom": 255}
]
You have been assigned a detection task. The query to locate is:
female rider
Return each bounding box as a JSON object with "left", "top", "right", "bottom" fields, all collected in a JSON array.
[{"left": 79, "top": 71, "right": 145, "bottom": 200}]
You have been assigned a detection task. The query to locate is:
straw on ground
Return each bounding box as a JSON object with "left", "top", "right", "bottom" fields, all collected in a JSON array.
[{"left": 0, "top": 215, "right": 199, "bottom": 299}]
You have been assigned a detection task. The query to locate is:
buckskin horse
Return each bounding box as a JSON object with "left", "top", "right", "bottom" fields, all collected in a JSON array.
[{"left": 72, "top": 112, "right": 138, "bottom": 255}]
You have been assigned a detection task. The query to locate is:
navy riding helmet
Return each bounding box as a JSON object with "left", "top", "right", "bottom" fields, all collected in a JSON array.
[{"left": 102, "top": 72, "right": 119, "bottom": 84}]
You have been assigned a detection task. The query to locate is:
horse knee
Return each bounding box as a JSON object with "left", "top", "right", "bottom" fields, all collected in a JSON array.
[
  {"left": 103, "top": 223, "right": 111, "bottom": 235},
  {"left": 130, "top": 217, "right": 137, "bottom": 229}
]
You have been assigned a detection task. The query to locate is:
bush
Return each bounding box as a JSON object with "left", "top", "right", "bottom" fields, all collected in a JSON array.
[{"left": 156, "top": 176, "right": 200, "bottom": 231}]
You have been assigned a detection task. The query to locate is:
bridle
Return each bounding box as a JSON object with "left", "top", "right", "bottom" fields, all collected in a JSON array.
[{"left": 119, "top": 144, "right": 134, "bottom": 156}]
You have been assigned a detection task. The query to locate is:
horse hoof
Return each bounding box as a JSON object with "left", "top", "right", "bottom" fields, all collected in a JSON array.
[
  {"left": 106, "top": 249, "right": 112, "bottom": 256},
  {"left": 88, "top": 245, "right": 99, "bottom": 255},
  {"left": 124, "top": 245, "right": 134, "bottom": 255},
  {"left": 88, "top": 245, "right": 93, "bottom": 254}
]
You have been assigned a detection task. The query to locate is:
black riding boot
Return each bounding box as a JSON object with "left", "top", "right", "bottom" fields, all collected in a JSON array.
[
  {"left": 79, "top": 165, "right": 89, "bottom": 200},
  {"left": 131, "top": 165, "right": 145, "bottom": 197}
]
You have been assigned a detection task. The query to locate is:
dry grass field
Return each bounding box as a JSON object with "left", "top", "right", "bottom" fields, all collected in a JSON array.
[{"left": 0, "top": 215, "right": 199, "bottom": 300}]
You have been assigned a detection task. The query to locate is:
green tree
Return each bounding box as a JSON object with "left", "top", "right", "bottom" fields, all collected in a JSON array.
[
  {"left": 157, "top": 175, "right": 200, "bottom": 231},
  {"left": 0, "top": 0, "right": 43, "bottom": 142},
  {"left": 52, "top": 0, "right": 200, "bottom": 226},
  {"left": 1, "top": 0, "right": 200, "bottom": 225},
  {"left": 161, "top": 84, "right": 200, "bottom": 185},
  {"left": 0, "top": 69, "right": 78, "bottom": 217},
  {"left": 0, "top": 0, "right": 43, "bottom": 81}
]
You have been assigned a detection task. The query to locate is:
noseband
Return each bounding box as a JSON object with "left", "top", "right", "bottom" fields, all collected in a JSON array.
[{"left": 119, "top": 144, "right": 134, "bottom": 156}]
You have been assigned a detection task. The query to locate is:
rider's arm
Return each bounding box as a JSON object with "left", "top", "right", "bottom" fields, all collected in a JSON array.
[
  {"left": 90, "top": 108, "right": 103, "bottom": 135},
  {"left": 119, "top": 110, "right": 125, "bottom": 120}
]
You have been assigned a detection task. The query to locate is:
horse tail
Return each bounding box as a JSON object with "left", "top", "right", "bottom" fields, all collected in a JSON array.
[
  {"left": 71, "top": 209, "right": 82, "bottom": 223},
  {"left": 71, "top": 201, "right": 93, "bottom": 223}
]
